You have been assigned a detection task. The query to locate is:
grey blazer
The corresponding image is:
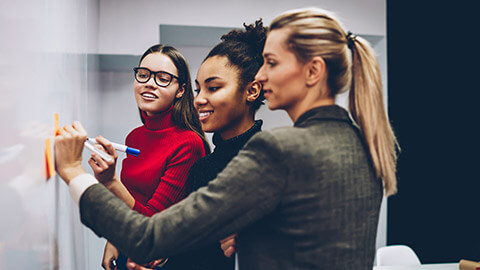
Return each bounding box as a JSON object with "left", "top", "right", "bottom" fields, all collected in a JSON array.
[{"left": 80, "top": 105, "right": 383, "bottom": 270}]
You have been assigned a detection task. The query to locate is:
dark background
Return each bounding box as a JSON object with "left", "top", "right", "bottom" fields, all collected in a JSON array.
[{"left": 386, "top": 0, "right": 478, "bottom": 263}]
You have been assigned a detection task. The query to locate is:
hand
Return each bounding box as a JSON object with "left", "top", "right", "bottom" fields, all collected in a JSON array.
[
  {"left": 87, "top": 135, "right": 118, "bottom": 185},
  {"left": 102, "top": 241, "right": 119, "bottom": 270},
  {"left": 126, "top": 258, "right": 167, "bottom": 270},
  {"left": 54, "top": 121, "right": 88, "bottom": 184},
  {"left": 220, "top": 233, "right": 237, "bottom": 258}
]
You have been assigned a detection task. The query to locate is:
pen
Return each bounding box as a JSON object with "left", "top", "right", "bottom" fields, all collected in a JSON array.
[
  {"left": 84, "top": 141, "right": 113, "bottom": 162},
  {"left": 110, "top": 259, "right": 117, "bottom": 269},
  {"left": 87, "top": 138, "right": 140, "bottom": 157}
]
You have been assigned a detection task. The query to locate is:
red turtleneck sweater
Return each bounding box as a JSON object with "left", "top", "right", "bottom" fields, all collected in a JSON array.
[{"left": 120, "top": 107, "right": 205, "bottom": 217}]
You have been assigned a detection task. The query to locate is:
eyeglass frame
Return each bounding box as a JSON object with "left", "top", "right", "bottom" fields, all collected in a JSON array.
[{"left": 133, "top": 67, "right": 180, "bottom": 87}]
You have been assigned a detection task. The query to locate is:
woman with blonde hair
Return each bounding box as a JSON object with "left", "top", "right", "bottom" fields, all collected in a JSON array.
[{"left": 54, "top": 7, "right": 399, "bottom": 270}]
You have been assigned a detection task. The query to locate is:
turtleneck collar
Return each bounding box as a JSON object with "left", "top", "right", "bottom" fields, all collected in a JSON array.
[
  {"left": 142, "top": 106, "right": 175, "bottom": 131},
  {"left": 212, "top": 120, "right": 263, "bottom": 150}
]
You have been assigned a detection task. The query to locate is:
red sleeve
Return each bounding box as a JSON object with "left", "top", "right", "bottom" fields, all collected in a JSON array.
[{"left": 132, "top": 135, "right": 205, "bottom": 217}]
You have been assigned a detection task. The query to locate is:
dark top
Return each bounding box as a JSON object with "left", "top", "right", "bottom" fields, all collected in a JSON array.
[
  {"left": 165, "top": 120, "right": 263, "bottom": 270},
  {"left": 80, "top": 105, "right": 383, "bottom": 270}
]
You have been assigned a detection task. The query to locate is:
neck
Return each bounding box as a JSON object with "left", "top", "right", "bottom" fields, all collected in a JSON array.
[
  {"left": 287, "top": 97, "right": 335, "bottom": 122},
  {"left": 142, "top": 106, "right": 174, "bottom": 130},
  {"left": 219, "top": 116, "right": 256, "bottom": 141}
]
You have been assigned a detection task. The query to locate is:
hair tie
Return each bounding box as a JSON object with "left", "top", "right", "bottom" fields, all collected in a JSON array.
[{"left": 346, "top": 31, "right": 356, "bottom": 49}]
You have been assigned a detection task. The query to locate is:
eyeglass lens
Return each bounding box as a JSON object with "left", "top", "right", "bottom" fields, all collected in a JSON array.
[{"left": 135, "top": 68, "right": 174, "bottom": 87}]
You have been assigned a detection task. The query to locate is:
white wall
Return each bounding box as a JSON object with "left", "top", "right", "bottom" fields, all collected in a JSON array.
[
  {"left": 0, "top": 0, "right": 100, "bottom": 269},
  {"left": 97, "top": 0, "right": 386, "bottom": 55}
]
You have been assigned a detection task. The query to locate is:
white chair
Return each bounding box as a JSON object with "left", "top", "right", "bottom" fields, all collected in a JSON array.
[{"left": 375, "top": 245, "right": 421, "bottom": 266}]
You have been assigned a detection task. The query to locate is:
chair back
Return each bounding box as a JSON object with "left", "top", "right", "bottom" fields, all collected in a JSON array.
[{"left": 375, "top": 245, "right": 421, "bottom": 266}]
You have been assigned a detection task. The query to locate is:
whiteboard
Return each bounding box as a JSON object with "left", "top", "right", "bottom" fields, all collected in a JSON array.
[{"left": 0, "top": 0, "right": 97, "bottom": 269}]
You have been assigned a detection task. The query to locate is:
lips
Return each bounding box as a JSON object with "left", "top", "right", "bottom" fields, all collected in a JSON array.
[
  {"left": 198, "top": 111, "right": 213, "bottom": 121},
  {"left": 141, "top": 92, "right": 158, "bottom": 99}
]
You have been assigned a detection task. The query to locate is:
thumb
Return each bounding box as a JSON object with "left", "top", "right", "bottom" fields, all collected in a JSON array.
[{"left": 126, "top": 261, "right": 137, "bottom": 270}]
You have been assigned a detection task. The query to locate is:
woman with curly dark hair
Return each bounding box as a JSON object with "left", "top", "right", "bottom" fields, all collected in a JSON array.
[{"left": 163, "top": 19, "right": 267, "bottom": 270}]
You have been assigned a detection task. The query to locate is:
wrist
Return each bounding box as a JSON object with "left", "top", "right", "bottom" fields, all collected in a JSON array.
[
  {"left": 60, "top": 165, "right": 86, "bottom": 185},
  {"left": 103, "top": 174, "right": 120, "bottom": 190}
]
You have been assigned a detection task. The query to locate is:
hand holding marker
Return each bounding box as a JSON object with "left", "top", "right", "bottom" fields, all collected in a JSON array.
[{"left": 84, "top": 137, "right": 140, "bottom": 162}]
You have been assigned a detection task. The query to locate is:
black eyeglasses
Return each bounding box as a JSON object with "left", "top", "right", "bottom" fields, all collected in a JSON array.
[{"left": 133, "top": 67, "right": 180, "bottom": 87}]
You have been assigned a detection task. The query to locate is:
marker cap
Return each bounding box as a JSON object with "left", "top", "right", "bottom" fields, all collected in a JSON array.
[{"left": 126, "top": 147, "right": 140, "bottom": 157}]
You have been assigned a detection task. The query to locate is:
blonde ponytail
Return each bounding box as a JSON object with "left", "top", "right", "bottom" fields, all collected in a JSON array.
[{"left": 348, "top": 34, "right": 399, "bottom": 196}]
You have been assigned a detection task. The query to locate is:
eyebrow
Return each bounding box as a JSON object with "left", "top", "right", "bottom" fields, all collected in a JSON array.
[
  {"left": 263, "top": 52, "right": 274, "bottom": 58},
  {"left": 195, "top": 76, "right": 221, "bottom": 85}
]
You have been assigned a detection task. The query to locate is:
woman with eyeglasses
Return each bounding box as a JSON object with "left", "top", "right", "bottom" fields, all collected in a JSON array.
[{"left": 88, "top": 44, "right": 209, "bottom": 270}]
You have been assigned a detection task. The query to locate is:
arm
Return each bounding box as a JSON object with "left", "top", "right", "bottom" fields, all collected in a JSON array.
[
  {"left": 78, "top": 131, "right": 287, "bottom": 264},
  {"left": 89, "top": 135, "right": 204, "bottom": 216},
  {"left": 131, "top": 139, "right": 204, "bottom": 216},
  {"left": 87, "top": 135, "right": 136, "bottom": 208}
]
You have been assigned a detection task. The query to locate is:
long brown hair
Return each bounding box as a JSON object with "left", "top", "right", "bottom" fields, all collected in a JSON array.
[
  {"left": 138, "top": 44, "right": 210, "bottom": 152},
  {"left": 270, "top": 8, "right": 399, "bottom": 196}
]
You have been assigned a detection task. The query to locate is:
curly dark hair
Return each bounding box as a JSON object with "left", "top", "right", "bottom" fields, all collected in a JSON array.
[{"left": 204, "top": 19, "right": 266, "bottom": 113}]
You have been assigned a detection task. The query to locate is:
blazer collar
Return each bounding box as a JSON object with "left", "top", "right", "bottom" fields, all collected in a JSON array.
[{"left": 294, "top": 105, "right": 353, "bottom": 127}]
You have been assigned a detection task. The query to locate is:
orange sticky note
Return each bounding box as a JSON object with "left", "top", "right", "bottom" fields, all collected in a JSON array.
[
  {"left": 54, "top": 113, "right": 60, "bottom": 136},
  {"left": 45, "top": 137, "right": 55, "bottom": 180}
]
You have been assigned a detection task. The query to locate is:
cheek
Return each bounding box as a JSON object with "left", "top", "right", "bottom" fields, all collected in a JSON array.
[{"left": 133, "top": 82, "right": 142, "bottom": 94}]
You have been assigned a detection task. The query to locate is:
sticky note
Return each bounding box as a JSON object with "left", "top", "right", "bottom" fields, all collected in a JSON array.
[
  {"left": 54, "top": 113, "right": 60, "bottom": 136},
  {"left": 45, "top": 137, "right": 55, "bottom": 180}
]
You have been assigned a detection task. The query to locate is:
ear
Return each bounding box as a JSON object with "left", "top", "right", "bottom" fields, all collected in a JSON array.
[
  {"left": 176, "top": 84, "right": 186, "bottom": 98},
  {"left": 305, "top": 56, "right": 327, "bottom": 87},
  {"left": 246, "top": 81, "right": 262, "bottom": 102}
]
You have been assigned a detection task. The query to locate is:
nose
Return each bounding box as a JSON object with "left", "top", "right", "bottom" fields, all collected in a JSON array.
[
  {"left": 255, "top": 64, "right": 267, "bottom": 83},
  {"left": 194, "top": 90, "right": 207, "bottom": 108},
  {"left": 145, "top": 75, "right": 157, "bottom": 88}
]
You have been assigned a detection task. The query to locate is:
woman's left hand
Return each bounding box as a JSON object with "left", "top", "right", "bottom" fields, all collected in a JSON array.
[
  {"left": 220, "top": 233, "right": 238, "bottom": 258},
  {"left": 125, "top": 258, "right": 167, "bottom": 270},
  {"left": 87, "top": 135, "right": 118, "bottom": 185}
]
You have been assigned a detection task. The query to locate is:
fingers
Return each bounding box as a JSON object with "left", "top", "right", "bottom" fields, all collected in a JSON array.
[
  {"left": 220, "top": 233, "right": 237, "bottom": 244},
  {"left": 88, "top": 154, "right": 103, "bottom": 172},
  {"left": 126, "top": 261, "right": 151, "bottom": 270},
  {"left": 72, "top": 120, "right": 87, "bottom": 135},
  {"left": 89, "top": 152, "right": 109, "bottom": 170},
  {"left": 220, "top": 234, "right": 237, "bottom": 258},
  {"left": 102, "top": 258, "right": 115, "bottom": 270},
  {"left": 95, "top": 135, "right": 118, "bottom": 159},
  {"left": 61, "top": 122, "right": 87, "bottom": 140},
  {"left": 223, "top": 246, "right": 235, "bottom": 258}
]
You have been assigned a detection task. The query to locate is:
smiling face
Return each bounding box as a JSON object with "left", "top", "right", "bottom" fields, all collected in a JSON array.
[
  {"left": 133, "top": 52, "right": 184, "bottom": 116},
  {"left": 255, "top": 28, "right": 307, "bottom": 113},
  {"left": 194, "top": 55, "right": 254, "bottom": 139}
]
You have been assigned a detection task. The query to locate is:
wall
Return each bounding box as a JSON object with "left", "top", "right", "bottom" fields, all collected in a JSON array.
[
  {"left": 0, "top": 0, "right": 99, "bottom": 269},
  {"left": 97, "top": 0, "right": 386, "bottom": 55},
  {"left": 386, "top": 0, "right": 479, "bottom": 263}
]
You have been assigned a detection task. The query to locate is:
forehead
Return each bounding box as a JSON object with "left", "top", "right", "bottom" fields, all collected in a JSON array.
[
  {"left": 264, "top": 28, "right": 292, "bottom": 55},
  {"left": 196, "top": 55, "right": 239, "bottom": 82},
  {"left": 140, "top": 53, "right": 177, "bottom": 73}
]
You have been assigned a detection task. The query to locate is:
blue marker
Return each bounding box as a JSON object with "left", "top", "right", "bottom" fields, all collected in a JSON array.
[{"left": 87, "top": 138, "right": 140, "bottom": 157}]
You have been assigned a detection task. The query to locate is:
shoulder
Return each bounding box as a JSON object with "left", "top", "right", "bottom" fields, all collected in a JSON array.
[
  {"left": 247, "top": 126, "right": 297, "bottom": 147},
  {"left": 173, "top": 129, "right": 204, "bottom": 145},
  {"left": 169, "top": 129, "right": 206, "bottom": 156},
  {"left": 240, "top": 128, "right": 291, "bottom": 161},
  {"left": 125, "top": 125, "right": 146, "bottom": 142}
]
